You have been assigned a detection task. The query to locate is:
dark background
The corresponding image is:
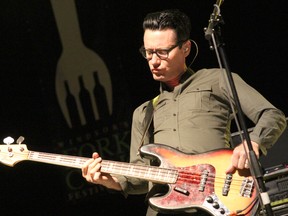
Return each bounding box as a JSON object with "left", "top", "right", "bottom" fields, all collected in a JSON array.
[{"left": 1, "top": 0, "right": 288, "bottom": 215}]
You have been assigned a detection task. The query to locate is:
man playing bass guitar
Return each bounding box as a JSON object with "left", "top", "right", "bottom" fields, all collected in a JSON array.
[{"left": 81, "top": 9, "right": 286, "bottom": 216}]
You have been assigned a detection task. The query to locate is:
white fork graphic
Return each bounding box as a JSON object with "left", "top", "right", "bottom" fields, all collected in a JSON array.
[{"left": 50, "top": 0, "right": 112, "bottom": 128}]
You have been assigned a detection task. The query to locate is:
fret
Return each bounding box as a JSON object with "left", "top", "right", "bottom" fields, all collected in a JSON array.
[
  {"left": 100, "top": 160, "right": 177, "bottom": 184},
  {"left": 28, "top": 151, "right": 87, "bottom": 168}
]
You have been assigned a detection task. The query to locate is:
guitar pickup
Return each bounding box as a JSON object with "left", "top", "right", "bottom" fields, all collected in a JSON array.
[
  {"left": 199, "top": 170, "right": 209, "bottom": 192},
  {"left": 222, "top": 173, "right": 232, "bottom": 196},
  {"left": 240, "top": 178, "right": 254, "bottom": 197}
]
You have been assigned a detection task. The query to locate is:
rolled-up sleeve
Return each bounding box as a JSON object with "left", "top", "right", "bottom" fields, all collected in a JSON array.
[{"left": 230, "top": 73, "right": 287, "bottom": 154}]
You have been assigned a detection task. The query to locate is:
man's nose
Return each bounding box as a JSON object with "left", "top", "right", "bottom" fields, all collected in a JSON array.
[{"left": 150, "top": 53, "right": 161, "bottom": 64}]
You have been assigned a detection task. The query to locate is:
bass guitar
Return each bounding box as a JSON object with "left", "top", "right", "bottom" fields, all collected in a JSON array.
[{"left": 0, "top": 140, "right": 258, "bottom": 216}]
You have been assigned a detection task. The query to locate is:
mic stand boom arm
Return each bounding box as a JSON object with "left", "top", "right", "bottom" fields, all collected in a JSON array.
[{"left": 204, "top": 2, "right": 274, "bottom": 216}]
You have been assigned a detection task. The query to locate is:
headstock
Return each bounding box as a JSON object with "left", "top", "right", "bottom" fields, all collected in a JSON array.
[{"left": 0, "top": 136, "right": 29, "bottom": 167}]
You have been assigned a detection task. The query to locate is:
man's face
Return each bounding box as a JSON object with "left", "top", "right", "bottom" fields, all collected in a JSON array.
[{"left": 143, "top": 29, "right": 188, "bottom": 83}]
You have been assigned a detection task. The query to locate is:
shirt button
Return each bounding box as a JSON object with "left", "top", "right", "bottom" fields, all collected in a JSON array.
[
  {"left": 173, "top": 129, "right": 176, "bottom": 131},
  {"left": 173, "top": 113, "right": 176, "bottom": 116}
]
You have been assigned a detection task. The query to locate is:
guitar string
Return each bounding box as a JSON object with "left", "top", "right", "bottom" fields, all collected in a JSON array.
[
  {"left": 177, "top": 176, "right": 251, "bottom": 194},
  {"left": 27, "top": 152, "right": 252, "bottom": 193},
  {"left": 29, "top": 152, "right": 249, "bottom": 180},
  {"left": 178, "top": 170, "right": 253, "bottom": 193},
  {"left": 101, "top": 160, "right": 250, "bottom": 193},
  {"left": 28, "top": 151, "right": 88, "bottom": 167},
  {"left": 102, "top": 160, "right": 249, "bottom": 183}
]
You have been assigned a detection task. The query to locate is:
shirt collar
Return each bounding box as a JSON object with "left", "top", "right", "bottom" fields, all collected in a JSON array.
[{"left": 160, "top": 68, "right": 195, "bottom": 92}]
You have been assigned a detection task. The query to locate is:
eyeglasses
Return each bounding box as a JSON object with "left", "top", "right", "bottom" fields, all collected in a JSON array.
[{"left": 139, "top": 40, "right": 186, "bottom": 60}]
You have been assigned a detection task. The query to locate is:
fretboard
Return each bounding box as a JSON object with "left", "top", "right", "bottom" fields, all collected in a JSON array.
[{"left": 28, "top": 151, "right": 178, "bottom": 184}]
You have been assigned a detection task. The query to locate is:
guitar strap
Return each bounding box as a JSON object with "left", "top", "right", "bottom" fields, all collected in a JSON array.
[
  {"left": 137, "top": 95, "right": 167, "bottom": 204},
  {"left": 137, "top": 95, "right": 159, "bottom": 155}
]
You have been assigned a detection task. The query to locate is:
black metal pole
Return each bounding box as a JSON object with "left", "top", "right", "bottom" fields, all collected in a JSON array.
[{"left": 204, "top": 2, "right": 274, "bottom": 215}]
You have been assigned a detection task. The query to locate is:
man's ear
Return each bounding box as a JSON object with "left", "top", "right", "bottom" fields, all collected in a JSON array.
[
  {"left": 183, "top": 46, "right": 191, "bottom": 57},
  {"left": 183, "top": 40, "right": 191, "bottom": 56}
]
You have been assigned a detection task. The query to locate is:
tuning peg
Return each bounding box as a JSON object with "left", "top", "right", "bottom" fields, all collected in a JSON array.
[
  {"left": 3, "top": 137, "right": 14, "bottom": 155},
  {"left": 16, "top": 136, "right": 25, "bottom": 144},
  {"left": 16, "top": 136, "right": 25, "bottom": 151},
  {"left": 3, "top": 136, "right": 14, "bottom": 145}
]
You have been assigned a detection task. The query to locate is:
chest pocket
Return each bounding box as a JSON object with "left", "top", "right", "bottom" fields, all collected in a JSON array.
[{"left": 181, "top": 86, "right": 212, "bottom": 112}]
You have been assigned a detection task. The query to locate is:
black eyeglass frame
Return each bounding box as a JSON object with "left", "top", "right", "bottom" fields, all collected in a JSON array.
[{"left": 139, "top": 40, "right": 187, "bottom": 60}]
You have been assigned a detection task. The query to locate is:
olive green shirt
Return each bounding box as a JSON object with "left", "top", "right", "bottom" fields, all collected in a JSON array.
[{"left": 116, "top": 68, "right": 286, "bottom": 196}]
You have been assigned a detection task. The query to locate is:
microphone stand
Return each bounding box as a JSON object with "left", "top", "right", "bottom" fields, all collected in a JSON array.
[{"left": 204, "top": 2, "right": 274, "bottom": 216}]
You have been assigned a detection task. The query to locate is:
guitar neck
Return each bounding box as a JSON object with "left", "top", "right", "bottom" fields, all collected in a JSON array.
[
  {"left": 28, "top": 151, "right": 87, "bottom": 169},
  {"left": 28, "top": 151, "right": 177, "bottom": 184}
]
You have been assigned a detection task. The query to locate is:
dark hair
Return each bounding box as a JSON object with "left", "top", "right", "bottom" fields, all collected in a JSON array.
[{"left": 143, "top": 9, "right": 191, "bottom": 42}]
